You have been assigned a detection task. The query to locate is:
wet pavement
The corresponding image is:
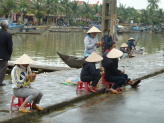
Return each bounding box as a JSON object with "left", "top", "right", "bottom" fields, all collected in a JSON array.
[
  {"left": 0, "top": 53, "right": 164, "bottom": 122},
  {"left": 27, "top": 73, "right": 164, "bottom": 123}
]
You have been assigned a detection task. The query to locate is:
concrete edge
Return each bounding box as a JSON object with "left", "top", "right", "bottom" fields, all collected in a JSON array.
[{"left": 2, "top": 69, "right": 164, "bottom": 123}]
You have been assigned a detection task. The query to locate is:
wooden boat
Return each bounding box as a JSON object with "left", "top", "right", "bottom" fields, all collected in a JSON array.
[
  {"left": 17, "top": 26, "right": 51, "bottom": 34},
  {"left": 129, "top": 26, "right": 151, "bottom": 33},
  {"left": 57, "top": 51, "right": 84, "bottom": 68},
  {"left": 153, "top": 24, "right": 164, "bottom": 33}
]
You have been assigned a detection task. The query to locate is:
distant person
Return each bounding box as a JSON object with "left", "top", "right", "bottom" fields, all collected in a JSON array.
[
  {"left": 80, "top": 52, "right": 103, "bottom": 92},
  {"left": 84, "top": 26, "right": 102, "bottom": 59},
  {"left": 101, "top": 42, "right": 116, "bottom": 68},
  {"left": 127, "top": 37, "right": 136, "bottom": 52},
  {"left": 120, "top": 43, "right": 132, "bottom": 59},
  {"left": 11, "top": 54, "right": 43, "bottom": 113},
  {"left": 104, "top": 49, "right": 141, "bottom": 94},
  {"left": 0, "top": 20, "right": 13, "bottom": 86}
]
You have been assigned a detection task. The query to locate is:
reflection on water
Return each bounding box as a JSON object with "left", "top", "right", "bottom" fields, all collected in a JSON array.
[{"left": 11, "top": 32, "right": 164, "bottom": 67}]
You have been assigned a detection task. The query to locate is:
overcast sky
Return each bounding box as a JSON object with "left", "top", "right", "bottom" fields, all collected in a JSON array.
[{"left": 81, "top": 0, "right": 164, "bottom": 9}]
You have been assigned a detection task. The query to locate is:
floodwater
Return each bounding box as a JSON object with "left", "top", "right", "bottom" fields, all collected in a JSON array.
[{"left": 10, "top": 32, "right": 164, "bottom": 67}]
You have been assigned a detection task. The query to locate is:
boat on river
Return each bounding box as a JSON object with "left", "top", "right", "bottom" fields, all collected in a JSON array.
[
  {"left": 57, "top": 47, "right": 144, "bottom": 68},
  {"left": 0, "top": 18, "right": 24, "bottom": 34},
  {"left": 57, "top": 51, "right": 84, "bottom": 68},
  {"left": 17, "top": 26, "right": 51, "bottom": 34},
  {"left": 153, "top": 24, "right": 164, "bottom": 33},
  {"left": 117, "top": 25, "right": 133, "bottom": 34},
  {"left": 129, "top": 25, "right": 151, "bottom": 33}
]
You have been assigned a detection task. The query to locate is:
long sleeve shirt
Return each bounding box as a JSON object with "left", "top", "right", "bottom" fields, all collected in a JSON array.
[
  {"left": 80, "top": 62, "right": 102, "bottom": 77},
  {"left": 120, "top": 47, "right": 130, "bottom": 54},
  {"left": 0, "top": 29, "right": 13, "bottom": 60},
  {"left": 11, "top": 65, "right": 35, "bottom": 89},
  {"left": 127, "top": 40, "right": 135, "bottom": 49},
  {"left": 84, "top": 34, "right": 99, "bottom": 56},
  {"left": 104, "top": 58, "right": 122, "bottom": 81}
]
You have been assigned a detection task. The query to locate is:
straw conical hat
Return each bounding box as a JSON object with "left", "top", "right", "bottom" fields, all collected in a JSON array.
[
  {"left": 107, "top": 48, "right": 123, "bottom": 58},
  {"left": 120, "top": 43, "right": 128, "bottom": 47},
  {"left": 87, "top": 26, "right": 101, "bottom": 33},
  {"left": 128, "top": 37, "right": 135, "bottom": 41},
  {"left": 14, "top": 54, "right": 35, "bottom": 64},
  {"left": 85, "top": 52, "right": 103, "bottom": 62}
]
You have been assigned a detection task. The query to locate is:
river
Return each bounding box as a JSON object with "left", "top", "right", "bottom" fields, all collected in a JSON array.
[{"left": 4, "top": 31, "right": 164, "bottom": 80}]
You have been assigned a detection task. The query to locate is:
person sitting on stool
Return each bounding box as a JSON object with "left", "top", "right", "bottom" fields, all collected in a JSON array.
[
  {"left": 80, "top": 52, "right": 103, "bottom": 92},
  {"left": 11, "top": 54, "right": 43, "bottom": 113},
  {"left": 104, "top": 49, "right": 141, "bottom": 94}
]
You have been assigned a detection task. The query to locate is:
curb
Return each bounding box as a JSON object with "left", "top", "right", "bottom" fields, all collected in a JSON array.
[{"left": 2, "top": 69, "right": 164, "bottom": 123}]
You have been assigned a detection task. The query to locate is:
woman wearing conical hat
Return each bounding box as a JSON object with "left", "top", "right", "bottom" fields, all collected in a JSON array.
[
  {"left": 126, "top": 37, "right": 136, "bottom": 52},
  {"left": 80, "top": 52, "right": 103, "bottom": 92},
  {"left": 104, "top": 49, "right": 141, "bottom": 94},
  {"left": 120, "top": 43, "right": 132, "bottom": 59},
  {"left": 84, "top": 26, "right": 102, "bottom": 59},
  {"left": 11, "top": 54, "right": 43, "bottom": 113}
]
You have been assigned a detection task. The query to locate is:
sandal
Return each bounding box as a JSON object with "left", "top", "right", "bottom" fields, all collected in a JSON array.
[
  {"left": 93, "top": 87, "right": 99, "bottom": 91},
  {"left": 88, "top": 87, "right": 96, "bottom": 93},
  {"left": 19, "top": 109, "right": 31, "bottom": 113},
  {"left": 32, "top": 106, "right": 43, "bottom": 111},
  {"left": 132, "top": 80, "right": 141, "bottom": 88}
]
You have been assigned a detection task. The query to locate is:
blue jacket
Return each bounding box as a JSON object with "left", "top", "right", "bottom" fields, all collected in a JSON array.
[{"left": 127, "top": 40, "right": 135, "bottom": 50}]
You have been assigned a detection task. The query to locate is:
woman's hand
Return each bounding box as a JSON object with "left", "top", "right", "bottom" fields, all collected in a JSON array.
[
  {"left": 100, "top": 67, "right": 104, "bottom": 71},
  {"left": 27, "top": 73, "right": 36, "bottom": 80},
  {"left": 95, "top": 42, "right": 100, "bottom": 46},
  {"left": 121, "top": 71, "right": 125, "bottom": 74}
]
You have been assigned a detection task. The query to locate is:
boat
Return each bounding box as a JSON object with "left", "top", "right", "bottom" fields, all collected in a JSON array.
[
  {"left": 117, "top": 25, "right": 133, "bottom": 33},
  {"left": 81, "top": 22, "right": 101, "bottom": 30},
  {"left": 0, "top": 18, "right": 24, "bottom": 34},
  {"left": 129, "top": 25, "right": 151, "bottom": 33},
  {"left": 153, "top": 24, "right": 164, "bottom": 33},
  {"left": 57, "top": 51, "right": 84, "bottom": 68},
  {"left": 17, "top": 26, "right": 51, "bottom": 34}
]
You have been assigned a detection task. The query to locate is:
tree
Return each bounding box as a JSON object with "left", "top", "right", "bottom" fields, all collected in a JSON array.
[
  {"left": 30, "top": 0, "right": 44, "bottom": 25},
  {"left": 70, "top": 0, "right": 79, "bottom": 25},
  {"left": 81, "top": 2, "right": 94, "bottom": 25},
  {"left": 60, "top": 0, "right": 72, "bottom": 26},
  {"left": 43, "top": 0, "right": 63, "bottom": 25},
  {"left": 0, "top": 0, "right": 17, "bottom": 18},
  {"left": 18, "top": 0, "right": 29, "bottom": 22},
  {"left": 147, "top": 0, "right": 161, "bottom": 10}
]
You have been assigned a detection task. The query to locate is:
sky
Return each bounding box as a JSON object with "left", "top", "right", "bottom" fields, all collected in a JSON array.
[{"left": 81, "top": 0, "right": 164, "bottom": 10}]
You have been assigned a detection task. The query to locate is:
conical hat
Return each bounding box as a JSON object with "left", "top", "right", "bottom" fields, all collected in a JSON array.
[
  {"left": 87, "top": 26, "right": 101, "bottom": 33},
  {"left": 85, "top": 52, "right": 103, "bottom": 62},
  {"left": 128, "top": 37, "right": 135, "bottom": 41},
  {"left": 14, "top": 54, "right": 35, "bottom": 64},
  {"left": 120, "top": 43, "right": 128, "bottom": 47},
  {"left": 107, "top": 48, "right": 123, "bottom": 58}
]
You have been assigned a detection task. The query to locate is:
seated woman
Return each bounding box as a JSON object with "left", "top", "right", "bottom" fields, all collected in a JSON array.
[
  {"left": 80, "top": 52, "right": 103, "bottom": 92},
  {"left": 11, "top": 54, "right": 43, "bottom": 113},
  {"left": 104, "top": 48, "right": 141, "bottom": 94},
  {"left": 120, "top": 43, "right": 132, "bottom": 59}
]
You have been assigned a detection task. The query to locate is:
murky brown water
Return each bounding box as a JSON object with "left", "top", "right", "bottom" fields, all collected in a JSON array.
[{"left": 10, "top": 32, "right": 164, "bottom": 67}]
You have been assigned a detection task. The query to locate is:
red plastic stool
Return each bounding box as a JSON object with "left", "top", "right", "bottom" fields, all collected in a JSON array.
[
  {"left": 105, "top": 82, "right": 121, "bottom": 92},
  {"left": 76, "top": 81, "right": 91, "bottom": 93},
  {"left": 11, "top": 95, "right": 31, "bottom": 110},
  {"left": 105, "top": 82, "right": 115, "bottom": 92},
  {"left": 102, "top": 72, "right": 106, "bottom": 84}
]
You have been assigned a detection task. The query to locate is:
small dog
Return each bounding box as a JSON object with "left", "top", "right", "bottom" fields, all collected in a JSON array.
[{"left": 133, "top": 47, "right": 145, "bottom": 54}]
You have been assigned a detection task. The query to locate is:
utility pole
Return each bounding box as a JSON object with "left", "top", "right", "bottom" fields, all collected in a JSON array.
[{"left": 101, "top": 0, "right": 117, "bottom": 43}]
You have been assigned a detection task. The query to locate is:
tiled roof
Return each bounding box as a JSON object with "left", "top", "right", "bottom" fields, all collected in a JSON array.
[{"left": 72, "top": 1, "right": 84, "bottom": 5}]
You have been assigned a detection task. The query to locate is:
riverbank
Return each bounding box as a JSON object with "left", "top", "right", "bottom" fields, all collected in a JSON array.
[{"left": 0, "top": 53, "right": 164, "bottom": 123}]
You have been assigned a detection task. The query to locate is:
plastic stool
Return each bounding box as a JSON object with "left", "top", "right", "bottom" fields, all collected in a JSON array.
[
  {"left": 105, "top": 82, "right": 115, "bottom": 92},
  {"left": 105, "top": 82, "right": 121, "bottom": 92},
  {"left": 11, "top": 95, "right": 31, "bottom": 110},
  {"left": 102, "top": 72, "right": 106, "bottom": 84},
  {"left": 76, "top": 81, "right": 91, "bottom": 93}
]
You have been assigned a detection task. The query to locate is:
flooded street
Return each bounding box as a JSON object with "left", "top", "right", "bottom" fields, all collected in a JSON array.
[
  {"left": 11, "top": 32, "right": 164, "bottom": 67},
  {"left": 4, "top": 32, "right": 164, "bottom": 80}
]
